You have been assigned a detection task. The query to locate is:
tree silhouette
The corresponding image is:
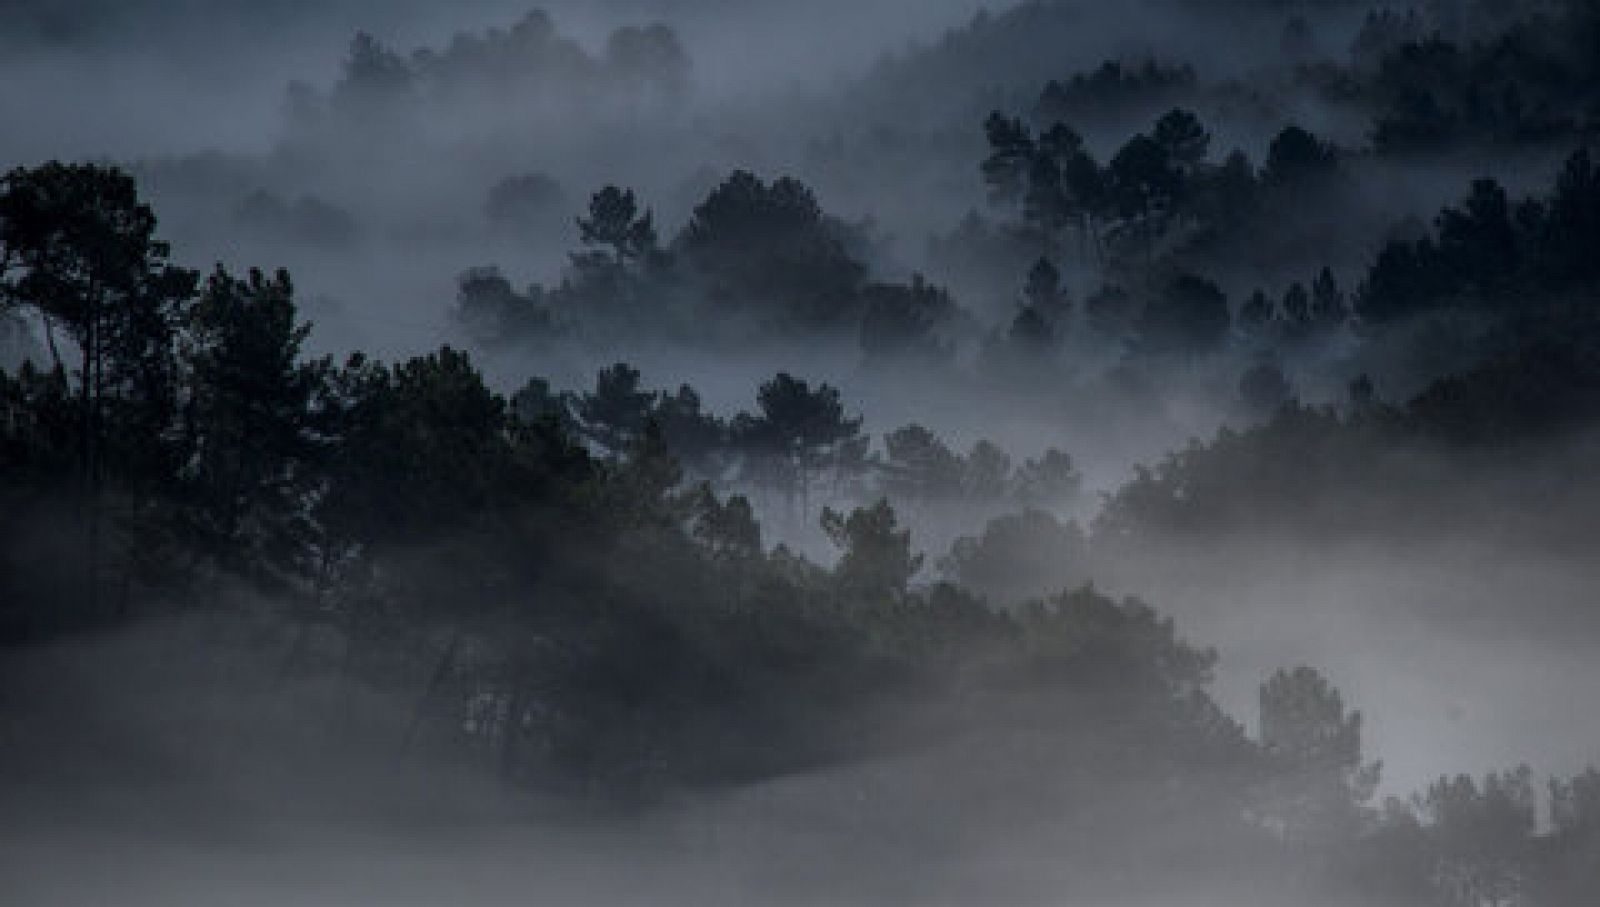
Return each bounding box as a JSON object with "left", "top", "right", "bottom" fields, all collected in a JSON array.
[
  {"left": 572, "top": 362, "right": 657, "bottom": 457},
  {"left": 1151, "top": 107, "right": 1210, "bottom": 175},
  {"left": 737, "top": 372, "right": 864, "bottom": 518},
  {"left": 1309, "top": 266, "right": 1348, "bottom": 329},
  {"left": 1106, "top": 134, "right": 1180, "bottom": 253},
  {"left": 882, "top": 423, "right": 964, "bottom": 504},
  {"left": 0, "top": 162, "right": 198, "bottom": 610},
  {"left": 821, "top": 498, "right": 922, "bottom": 600},
  {"left": 859, "top": 275, "right": 956, "bottom": 367},
  {"left": 1262, "top": 126, "right": 1340, "bottom": 188},
  {"left": 1415, "top": 768, "right": 1537, "bottom": 906},
  {"left": 680, "top": 171, "right": 866, "bottom": 327},
  {"left": 176, "top": 266, "right": 328, "bottom": 589},
  {"left": 577, "top": 185, "right": 657, "bottom": 265},
  {"left": 1257, "top": 666, "right": 1381, "bottom": 846}
]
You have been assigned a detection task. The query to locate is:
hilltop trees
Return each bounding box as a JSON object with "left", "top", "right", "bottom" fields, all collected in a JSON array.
[
  {"left": 1257, "top": 666, "right": 1382, "bottom": 845},
  {"left": 940, "top": 508, "right": 1087, "bottom": 603},
  {"left": 0, "top": 162, "right": 199, "bottom": 610},
  {"left": 570, "top": 362, "right": 658, "bottom": 457},
  {"left": 680, "top": 170, "right": 868, "bottom": 328},
  {"left": 979, "top": 105, "right": 1349, "bottom": 270},
  {"left": 577, "top": 185, "right": 658, "bottom": 266},
  {"left": 175, "top": 267, "right": 327, "bottom": 588},
  {"left": 822, "top": 498, "right": 922, "bottom": 600},
  {"left": 0, "top": 163, "right": 198, "bottom": 482},
  {"left": 1357, "top": 149, "right": 1600, "bottom": 323},
  {"left": 737, "top": 372, "right": 866, "bottom": 516}
]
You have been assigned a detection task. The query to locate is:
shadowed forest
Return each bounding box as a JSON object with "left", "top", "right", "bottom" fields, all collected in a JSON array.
[{"left": 3, "top": 1, "right": 1600, "bottom": 904}]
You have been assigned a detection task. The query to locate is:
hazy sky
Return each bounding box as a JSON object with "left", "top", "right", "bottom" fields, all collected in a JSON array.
[{"left": 0, "top": 0, "right": 1012, "bottom": 161}]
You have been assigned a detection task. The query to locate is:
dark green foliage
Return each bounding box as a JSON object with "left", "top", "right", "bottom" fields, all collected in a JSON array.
[
  {"left": 6, "top": 90, "right": 1600, "bottom": 903},
  {"left": 982, "top": 113, "right": 1106, "bottom": 253},
  {"left": 1106, "top": 134, "right": 1180, "bottom": 227},
  {"left": 859, "top": 274, "right": 957, "bottom": 366},
  {"left": 1257, "top": 666, "right": 1382, "bottom": 845},
  {"left": 1282, "top": 281, "right": 1311, "bottom": 327},
  {"left": 1022, "top": 256, "right": 1069, "bottom": 319},
  {"left": 679, "top": 171, "right": 867, "bottom": 328},
  {"left": 1098, "top": 337, "right": 1600, "bottom": 546},
  {"left": 734, "top": 372, "right": 866, "bottom": 510},
  {"left": 689, "top": 486, "right": 762, "bottom": 561},
  {"left": 0, "top": 162, "right": 199, "bottom": 617},
  {"left": 1013, "top": 447, "right": 1081, "bottom": 510},
  {"left": 1357, "top": 150, "right": 1600, "bottom": 322},
  {"left": 1262, "top": 125, "right": 1341, "bottom": 188},
  {"left": 0, "top": 162, "right": 198, "bottom": 485},
  {"left": 1368, "top": 8, "right": 1600, "bottom": 153},
  {"left": 940, "top": 508, "right": 1087, "bottom": 603},
  {"left": 570, "top": 362, "right": 658, "bottom": 457},
  {"left": 1015, "top": 587, "right": 1221, "bottom": 720},
  {"left": 175, "top": 266, "right": 327, "bottom": 588},
  {"left": 1405, "top": 339, "right": 1600, "bottom": 445},
  {"left": 1538, "top": 768, "right": 1600, "bottom": 903},
  {"left": 1152, "top": 107, "right": 1211, "bottom": 174},
  {"left": 312, "top": 12, "right": 689, "bottom": 134},
  {"left": 1414, "top": 768, "right": 1538, "bottom": 906},
  {"left": 318, "top": 346, "right": 521, "bottom": 548},
  {"left": 1309, "top": 267, "right": 1348, "bottom": 328},
  {"left": 882, "top": 424, "right": 965, "bottom": 502},
  {"left": 822, "top": 498, "right": 923, "bottom": 600},
  {"left": 1033, "top": 59, "right": 1198, "bottom": 125},
  {"left": 1239, "top": 288, "right": 1276, "bottom": 337},
  {"left": 978, "top": 106, "right": 1305, "bottom": 264},
  {"left": 333, "top": 31, "right": 415, "bottom": 120},
  {"left": 652, "top": 384, "right": 729, "bottom": 476},
  {"left": 577, "top": 185, "right": 657, "bottom": 265},
  {"left": 453, "top": 266, "right": 555, "bottom": 347}
]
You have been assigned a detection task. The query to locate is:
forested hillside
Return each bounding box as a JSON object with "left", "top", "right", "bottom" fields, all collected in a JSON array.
[{"left": 4, "top": 2, "right": 1600, "bottom": 905}]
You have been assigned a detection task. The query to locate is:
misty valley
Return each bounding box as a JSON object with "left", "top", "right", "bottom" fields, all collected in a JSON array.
[{"left": 4, "top": 1, "right": 1600, "bottom": 904}]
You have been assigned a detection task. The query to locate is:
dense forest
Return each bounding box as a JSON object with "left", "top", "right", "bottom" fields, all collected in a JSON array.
[{"left": 3, "top": 1, "right": 1600, "bottom": 905}]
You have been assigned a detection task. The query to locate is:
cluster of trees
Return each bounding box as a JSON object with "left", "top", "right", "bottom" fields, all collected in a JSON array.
[
  {"left": 1093, "top": 337, "right": 1600, "bottom": 548},
  {"left": 980, "top": 260, "right": 1239, "bottom": 365},
  {"left": 457, "top": 172, "right": 964, "bottom": 364},
  {"left": 1031, "top": 59, "right": 1199, "bottom": 125},
  {"left": 1349, "top": 7, "right": 1431, "bottom": 71},
  {"left": 1356, "top": 148, "right": 1600, "bottom": 323},
  {"left": 1364, "top": 1, "right": 1600, "bottom": 152},
  {"left": 508, "top": 361, "right": 1080, "bottom": 524},
  {"left": 303, "top": 11, "right": 691, "bottom": 129},
  {"left": 1238, "top": 265, "right": 1352, "bottom": 347},
  {"left": 981, "top": 107, "right": 1342, "bottom": 263},
  {"left": 0, "top": 161, "right": 1271, "bottom": 810},
  {"left": 934, "top": 326, "right": 1600, "bottom": 618},
  {"left": 6, "top": 160, "right": 1600, "bottom": 904},
  {"left": 461, "top": 104, "right": 1600, "bottom": 398}
]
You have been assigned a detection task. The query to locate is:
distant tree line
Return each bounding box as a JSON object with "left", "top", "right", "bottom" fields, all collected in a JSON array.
[{"left": 457, "top": 170, "right": 965, "bottom": 369}]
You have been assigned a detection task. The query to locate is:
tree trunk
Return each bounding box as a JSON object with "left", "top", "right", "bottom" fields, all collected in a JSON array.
[{"left": 401, "top": 628, "right": 461, "bottom": 755}]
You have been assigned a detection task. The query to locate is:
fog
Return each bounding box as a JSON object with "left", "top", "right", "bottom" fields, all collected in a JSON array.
[{"left": 5, "top": 1, "right": 1600, "bottom": 904}]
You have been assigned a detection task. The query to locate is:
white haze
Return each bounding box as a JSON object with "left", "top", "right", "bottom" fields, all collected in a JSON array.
[{"left": 3, "top": 2, "right": 1599, "bottom": 903}]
